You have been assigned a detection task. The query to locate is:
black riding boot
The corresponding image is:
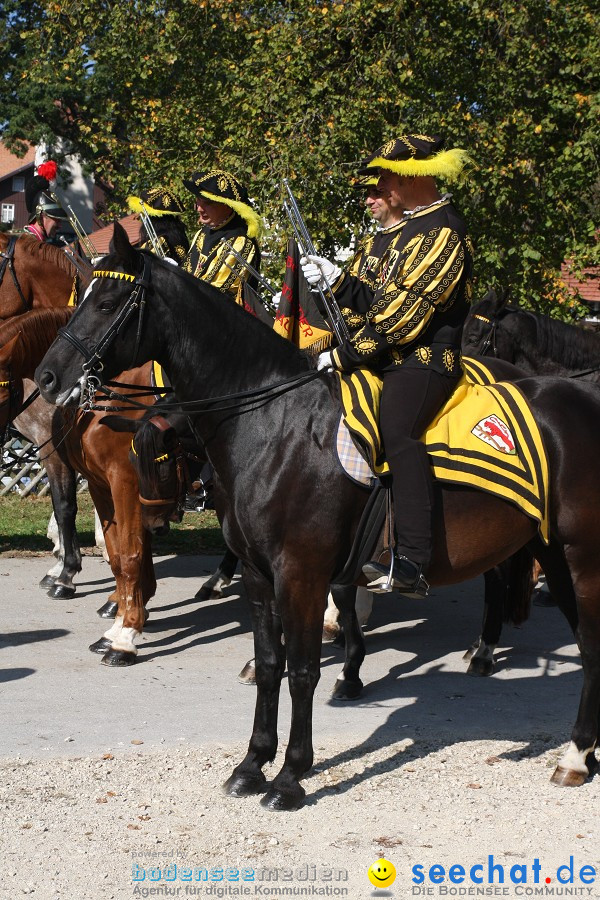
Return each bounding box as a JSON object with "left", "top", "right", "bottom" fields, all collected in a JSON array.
[{"left": 363, "top": 555, "right": 429, "bottom": 599}]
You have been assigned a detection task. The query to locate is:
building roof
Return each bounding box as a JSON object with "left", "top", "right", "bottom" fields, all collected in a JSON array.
[
  {"left": 91, "top": 215, "right": 141, "bottom": 255},
  {"left": 560, "top": 262, "right": 600, "bottom": 305},
  {"left": 0, "top": 141, "right": 36, "bottom": 180}
]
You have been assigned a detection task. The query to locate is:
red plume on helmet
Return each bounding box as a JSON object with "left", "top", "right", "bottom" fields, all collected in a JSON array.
[{"left": 37, "top": 160, "right": 58, "bottom": 182}]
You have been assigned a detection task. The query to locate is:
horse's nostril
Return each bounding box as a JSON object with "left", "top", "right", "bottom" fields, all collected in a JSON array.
[{"left": 39, "top": 370, "right": 56, "bottom": 391}]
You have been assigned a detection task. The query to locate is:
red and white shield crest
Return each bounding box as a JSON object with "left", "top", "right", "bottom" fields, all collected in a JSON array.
[{"left": 472, "top": 414, "right": 516, "bottom": 455}]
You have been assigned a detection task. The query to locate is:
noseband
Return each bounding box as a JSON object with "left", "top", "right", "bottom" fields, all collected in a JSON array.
[
  {"left": 56, "top": 256, "right": 151, "bottom": 378},
  {"left": 472, "top": 313, "right": 498, "bottom": 357}
]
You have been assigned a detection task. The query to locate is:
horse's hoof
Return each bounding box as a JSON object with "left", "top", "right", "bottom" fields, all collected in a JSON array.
[
  {"left": 48, "top": 583, "right": 76, "bottom": 600},
  {"left": 237, "top": 661, "right": 256, "bottom": 685},
  {"left": 462, "top": 642, "right": 478, "bottom": 662},
  {"left": 331, "top": 678, "right": 363, "bottom": 700},
  {"left": 550, "top": 766, "right": 587, "bottom": 787},
  {"left": 101, "top": 649, "right": 137, "bottom": 667},
  {"left": 466, "top": 657, "right": 494, "bottom": 677},
  {"left": 97, "top": 601, "right": 118, "bottom": 619},
  {"left": 39, "top": 574, "right": 57, "bottom": 589},
  {"left": 260, "top": 786, "right": 305, "bottom": 811},
  {"left": 223, "top": 771, "right": 266, "bottom": 797},
  {"left": 196, "top": 585, "right": 220, "bottom": 601},
  {"left": 89, "top": 637, "right": 112, "bottom": 654}
]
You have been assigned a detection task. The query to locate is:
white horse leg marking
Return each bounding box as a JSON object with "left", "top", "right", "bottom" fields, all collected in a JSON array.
[
  {"left": 103, "top": 615, "right": 124, "bottom": 642},
  {"left": 94, "top": 508, "right": 109, "bottom": 562},
  {"left": 199, "top": 570, "right": 231, "bottom": 598},
  {"left": 558, "top": 740, "right": 596, "bottom": 775},
  {"left": 110, "top": 626, "right": 139, "bottom": 655}
]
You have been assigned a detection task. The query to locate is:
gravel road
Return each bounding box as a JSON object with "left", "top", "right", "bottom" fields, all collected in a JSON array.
[{"left": 0, "top": 553, "right": 598, "bottom": 900}]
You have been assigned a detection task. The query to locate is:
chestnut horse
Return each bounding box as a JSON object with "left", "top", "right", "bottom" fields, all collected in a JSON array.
[
  {"left": 36, "top": 225, "right": 600, "bottom": 808},
  {"left": 0, "top": 233, "right": 82, "bottom": 320},
  {"left": 0, "top": 307, "right": 159, "bottom": 658}
]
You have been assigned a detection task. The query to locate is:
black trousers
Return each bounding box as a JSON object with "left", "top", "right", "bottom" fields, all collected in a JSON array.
[{"left": 379, "top": 367, "right": 460, "bottom": 570}]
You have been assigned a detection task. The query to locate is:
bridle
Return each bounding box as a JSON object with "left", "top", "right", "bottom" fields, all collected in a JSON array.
[
  {"left": 0, "top": 236, "right": 30, "bottom": 313},
  {"left": 56, "top": 256, "right": 151, "bottom": 383},
  {"left": 471, "top": 313, "right": 498, "bottom": 357},
  {"left": 131, "top": 414, "right": 191, "bottom": 517}
]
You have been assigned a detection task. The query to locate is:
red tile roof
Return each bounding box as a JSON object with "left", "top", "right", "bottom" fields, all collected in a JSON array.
[
  {"left": 91, "top": 215, "right": 141, "bottom": 255},
  {"left": 0, "top": 141, "right": 36, "bottom": 180},
  {"left": 560, "top": 262, "right": 600, "bottom": 305}
]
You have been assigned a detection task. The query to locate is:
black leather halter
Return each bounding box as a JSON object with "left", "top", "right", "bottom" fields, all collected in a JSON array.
[
  {"left": 56, "top": 256, "right": 151, "bottom": 376},
  {"left": 0, "top": 236, "right": 30, "bottom": 313}
]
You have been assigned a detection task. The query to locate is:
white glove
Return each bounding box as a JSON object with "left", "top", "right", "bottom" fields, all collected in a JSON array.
[
  {"left": 316, "top": 350, "right": 335, "bottom": 372},
  {"left": 272, "top": 290, "right": 283, "bottom": 309},
  {"left": 163, "top": 256, "right": 178, "bottom": 266},
  {"left": 300, "top": 254, "right": 341, "bottom": 289}
]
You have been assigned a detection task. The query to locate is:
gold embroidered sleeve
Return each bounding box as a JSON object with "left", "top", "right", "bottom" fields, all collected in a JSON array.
[{"left": 335, "top": 227, "right": 465, "bottom": 368}]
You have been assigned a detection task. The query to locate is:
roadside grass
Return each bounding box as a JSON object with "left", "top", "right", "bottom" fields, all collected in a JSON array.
[{"left": 0, "top": 491, "right": 226, "bottom": 555}]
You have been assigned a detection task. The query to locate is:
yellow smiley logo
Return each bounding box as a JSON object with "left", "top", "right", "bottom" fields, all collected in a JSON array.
[{"left": 368, "top": 857, "right": 397, "bottom": 888}]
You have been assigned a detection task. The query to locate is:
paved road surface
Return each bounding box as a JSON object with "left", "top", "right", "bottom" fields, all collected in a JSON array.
[{"left": 0, "top": 553, "right": 580, "bottom": 759}]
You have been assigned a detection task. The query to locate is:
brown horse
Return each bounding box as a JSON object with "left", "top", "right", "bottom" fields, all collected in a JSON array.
[
  {"left": 0, "top": 234, "right": 83, "bottom": 320},
  {"left": 0, "top": 307, "right": 158, "bottom": 659},
  {"left": 35, "top": 228, "right": 600, "bottom": 808}
]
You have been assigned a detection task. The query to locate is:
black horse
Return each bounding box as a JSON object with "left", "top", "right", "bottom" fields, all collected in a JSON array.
[
  {"left": 36, "top": 224, "right": 600, "bottom": 809},
  {"left": 462, "top": 289, "right": 600, "bottom": 381}
]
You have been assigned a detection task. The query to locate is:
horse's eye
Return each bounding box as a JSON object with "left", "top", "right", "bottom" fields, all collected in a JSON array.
[{"left": 98, "top": 300, "right": 117, "bottom": 313}]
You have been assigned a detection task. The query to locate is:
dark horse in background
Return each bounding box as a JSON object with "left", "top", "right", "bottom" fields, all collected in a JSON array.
[
  {"left": 460, "top": 290, "right": 600, "bottom": 671},
  {"left": 36, "top": 224, "right": 600, "bottom": 809},
  {"left": 462, "top": 289, "right": 600, "bottom": 381}
]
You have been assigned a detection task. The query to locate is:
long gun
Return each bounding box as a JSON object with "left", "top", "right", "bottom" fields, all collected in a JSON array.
[
  {"left": 282, "top": 179, "right": 350, "bottom": 345},
  {"left": 221, "top": 241, "right": 278, "bottom": 312},
  {"left": 138, "top": 200, "right": 166, "bottom": 259}
]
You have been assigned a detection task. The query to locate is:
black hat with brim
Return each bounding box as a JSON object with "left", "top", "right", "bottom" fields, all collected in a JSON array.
[{"left": 183, "top": 169, "right": 261, "bottom": 239}]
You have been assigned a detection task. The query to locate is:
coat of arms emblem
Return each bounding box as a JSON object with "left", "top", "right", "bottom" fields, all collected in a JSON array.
[{"left": 472, "top": 414, "right": 516, "bottom": 455}]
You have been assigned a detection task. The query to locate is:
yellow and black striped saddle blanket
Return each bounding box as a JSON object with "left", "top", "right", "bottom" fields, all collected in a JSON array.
[{"left": 336, "top": 356, "right": 550, "bottom": 543}]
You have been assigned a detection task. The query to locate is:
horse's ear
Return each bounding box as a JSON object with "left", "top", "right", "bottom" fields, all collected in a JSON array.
[
  {"left": 499, "top": 286, "right": 511, "bottom": 308},
  {"left": 100, "top": 414, "right": 140, "bottom": 433},
  {"left": 109, "top": 221, "right": 138, "bottom": 271}
]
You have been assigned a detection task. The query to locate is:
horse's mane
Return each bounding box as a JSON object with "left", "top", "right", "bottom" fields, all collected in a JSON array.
[
  {"left": 103, "top": 249, "right": 312, "bottom": 373},
  {"left": 17, "top": 235, "right": 78, "bottom": 277},
  {"left": 0, "top": 308, "right": 73, "bottom": 366},
  {"left": 508, "top": 306, "right": 600, "bottom": 369}
]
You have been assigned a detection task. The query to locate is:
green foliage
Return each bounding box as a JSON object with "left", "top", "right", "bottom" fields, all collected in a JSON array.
[{"left": 1, "top": 0, "right": 598, "bottom": 317}]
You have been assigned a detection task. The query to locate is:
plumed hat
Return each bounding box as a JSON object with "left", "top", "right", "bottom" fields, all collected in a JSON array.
[
  {"left": 24, "top": 161, "right": 68, "bottom": 222},
  {"left": 357, "top": 134, "right": 471, "bottom": 182},
  {"left": 183, "top": 169, "right": 261, "bottom": 239},
  {"left": 127, "top": 187, "right": 185, "bottom": 217}
]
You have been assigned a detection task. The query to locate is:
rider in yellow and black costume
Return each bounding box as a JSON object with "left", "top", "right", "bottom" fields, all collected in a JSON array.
[
  {"left": 127, "top": 187, "right": 190, "bottom": 265},
  {"left": 182, "top": 169, "right": 262, "bottom": 304},
  {"left": 302, "top": 134, "right": 473, "bottom": 598}
]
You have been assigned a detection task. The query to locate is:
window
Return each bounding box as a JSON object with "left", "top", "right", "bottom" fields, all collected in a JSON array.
[
  {"left": 12, "top": 175, "right": 25, "bottom": 192},
  {"left": 1, "top": 204, "right": 15, "bottom": 224}
]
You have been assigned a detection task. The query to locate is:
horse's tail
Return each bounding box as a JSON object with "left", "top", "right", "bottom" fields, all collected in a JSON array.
[{"left": 499, "top": 546, "right": 535, "bottom": 626}]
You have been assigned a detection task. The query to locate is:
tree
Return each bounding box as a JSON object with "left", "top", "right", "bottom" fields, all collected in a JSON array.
[{"left": 2, "top": 0, "right": 597, "bottom": 316}]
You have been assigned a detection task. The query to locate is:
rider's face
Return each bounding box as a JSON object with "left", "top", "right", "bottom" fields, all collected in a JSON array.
[
  {"left": 41, "top": 214, "right": 61, "bottom": 238},
  {"left": 365, "top": 181, "right": 403, "bottom": 228},
  {"left": 376, "top": 172, "right": 408, "bottom": 216},
  {"left": 195, "top": 197, "right": 232, "bottom": 229}
]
